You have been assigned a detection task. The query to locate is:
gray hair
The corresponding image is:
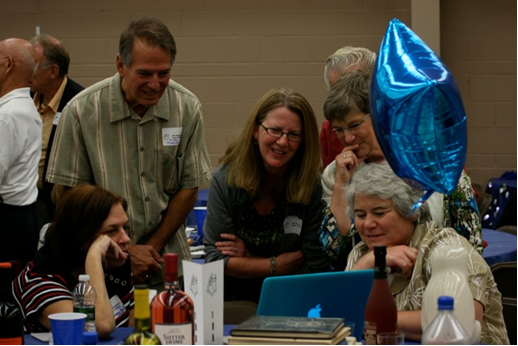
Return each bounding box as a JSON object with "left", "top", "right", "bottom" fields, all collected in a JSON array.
[
  {"left": 119, "top": 17, "right": 176, "bottom": 67},
  {"left": 18, "top": 44, "right": 38, "bottom": 74},
  {"left": 346, "top": 161, "right": 430, "bottom": 222},
  {"left": 323, "top": 70, "right": 371, "bottom": 122},
  {"left": 30, "top": 34, "right": 70, "bottom": 77},
  {"left": 324, "top": 46, "right": 376, "bottom": 90}
]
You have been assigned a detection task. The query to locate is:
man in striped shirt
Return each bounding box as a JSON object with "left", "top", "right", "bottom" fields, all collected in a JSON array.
[{"left": 46, "top": 17, "right": 212, "bottom": 286}]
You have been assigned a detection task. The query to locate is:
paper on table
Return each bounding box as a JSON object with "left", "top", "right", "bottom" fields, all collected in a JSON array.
[
  {"left": 149, "top": 289, "right": 157, "bottom": 304},
  {"left": 346, "top": 336, "right": 361, "bottom": 345},
  {"left": 190, "top": 245, "right": 205, "bottom": 252},
  {"left": 31, "top": 332, "right": 50, "bottom": 342},
  {"left": 183, "top": 259, "right": 224, "bottom": 345},
  {"left": 190, "top": 244, "right": 206, "bottom": 258},
  {"left": 191, "top": 250, "right": 206, "bottom": 259}
]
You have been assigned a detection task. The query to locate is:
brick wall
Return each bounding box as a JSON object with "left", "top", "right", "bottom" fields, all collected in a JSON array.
[
  {"left": 441, "top": 0, "right": 517, "bottom": 187},
  {"left": 1, "top": 0, "right": 515, "bottom": 187}
]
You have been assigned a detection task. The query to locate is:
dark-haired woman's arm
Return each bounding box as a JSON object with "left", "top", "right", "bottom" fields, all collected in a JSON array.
[{"left": 85, "top": 235, "right": 127, "bottom": 339}]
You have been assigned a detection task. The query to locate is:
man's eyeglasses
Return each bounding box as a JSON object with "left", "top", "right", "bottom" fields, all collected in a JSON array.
[
  {"left": 260, "top": 123, "right": 303, "bottom": 142},
  {"left": 331, "top": 113, "right": 370, "bottom": 138}
]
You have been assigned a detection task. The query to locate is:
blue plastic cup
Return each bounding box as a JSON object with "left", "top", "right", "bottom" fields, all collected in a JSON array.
[
  {"left": 49, "top": 312, "right": 86, "bottom": 345},
  {"left": 194, "top": 206, "right": 207, "bottom": 237}
]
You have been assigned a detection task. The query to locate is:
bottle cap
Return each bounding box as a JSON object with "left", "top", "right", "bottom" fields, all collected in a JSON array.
[
  {"left": 438, "top": 295, "right": 454, "bottom": 310},
  {"left": 135, "top": 284, "right": 149, "bottom": 291},
  {"left": 164, "top": 253, "right": 178, "bottom": 282},
  {"left": 373, "top": 245, "right": 387, "bottom": 277},
  {"left": 79, "top": 274, "right": 90, "bottom": 282},
  {"left": 83, "top": 331, "right": 99, "bottom": 345}
]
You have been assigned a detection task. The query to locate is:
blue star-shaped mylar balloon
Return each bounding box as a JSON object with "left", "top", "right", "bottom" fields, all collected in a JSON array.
[{"left": 370, "top": 18, "right": 467, "bottom": 209}]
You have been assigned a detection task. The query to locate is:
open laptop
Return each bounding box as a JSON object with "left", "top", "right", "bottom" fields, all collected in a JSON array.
[{"left": 257, "top": 270, "right": 374, "bottom": 340}]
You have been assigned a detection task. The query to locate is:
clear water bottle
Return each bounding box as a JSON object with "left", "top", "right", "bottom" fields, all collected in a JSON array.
[
  {"left": 422, "top": 296, "right": 470, "bottom": 345},
  {"left": 73, "top": 274, "right": 98, "bottom": 343}
]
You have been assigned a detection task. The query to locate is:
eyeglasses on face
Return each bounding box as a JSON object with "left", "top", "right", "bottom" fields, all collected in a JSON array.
[
  {"left": 331, "top": 113, "right": 370, "bottom": 138},
  {"left": 259, "top": 123, "right": 303, "bottom": 142}
]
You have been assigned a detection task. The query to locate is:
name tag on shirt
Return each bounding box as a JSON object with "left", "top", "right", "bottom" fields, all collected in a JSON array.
[
  {"left": 110, "top": 295, "right": 125, "bottom": 319},
  {"left": 162, "top": 127, "right": 183, "bottom": 146},
  {"left": 53, "top": 112, "right": 62, "bottom": 126},
  {"left": 284, "top": 216, "right": 302, "bottom": 235}
]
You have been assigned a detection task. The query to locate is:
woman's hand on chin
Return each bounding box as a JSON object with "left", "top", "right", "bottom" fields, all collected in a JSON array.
[{"left": 91, "top": 235, "right": 128, "bottom": 270}]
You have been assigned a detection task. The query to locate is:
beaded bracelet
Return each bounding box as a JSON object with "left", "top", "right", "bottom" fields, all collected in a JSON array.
[{"left": 269, "top": 256, "right": 277, "bottom": 276}]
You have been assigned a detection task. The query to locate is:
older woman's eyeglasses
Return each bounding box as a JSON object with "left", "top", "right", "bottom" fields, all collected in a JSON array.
[
  {"left": 260, "top": 123, "right": 303, "bottom": 142},
  {"left": 332, "top": 113, "right": 370, "bottom": 138}
]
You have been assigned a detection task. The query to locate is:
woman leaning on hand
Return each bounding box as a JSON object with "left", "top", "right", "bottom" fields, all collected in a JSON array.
[
  {"left": 13, "top": 184, "right": 134, "bottom": 339},
  {"left": 344, "top": 162, "right": 508, "bottom": 344},
  {"left": 203, "top": 88, "right": 330, "bottom": 303}
]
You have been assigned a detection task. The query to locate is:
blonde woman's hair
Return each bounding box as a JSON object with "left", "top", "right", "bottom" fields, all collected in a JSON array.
[{"left": 219, "top": 88, "right": 322, "bottom": 205}]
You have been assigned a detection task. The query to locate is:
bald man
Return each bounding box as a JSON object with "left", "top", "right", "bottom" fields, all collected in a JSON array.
[{"left": 0, "top": 38, "right": 43, "bottom": 265}]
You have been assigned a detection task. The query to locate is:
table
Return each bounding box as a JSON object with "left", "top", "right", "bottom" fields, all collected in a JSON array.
[
  {"left": 25, "top": 328, "right": 133, "bottom": 345},
  {"left": 26, "top": 325, "right": 422, "bottom": 345},
  {"left": 482, "top": 228, "right": 517, "bottom": 266}
]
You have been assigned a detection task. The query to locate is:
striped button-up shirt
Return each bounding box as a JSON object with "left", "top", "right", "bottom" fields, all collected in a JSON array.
[{"left": 47, "top": 73, "right": 212, "bottom": 277}]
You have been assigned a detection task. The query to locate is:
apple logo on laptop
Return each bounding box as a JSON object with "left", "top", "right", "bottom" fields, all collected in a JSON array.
[{"left": 307, "top": 304, "right": 322, "bottom": 318}]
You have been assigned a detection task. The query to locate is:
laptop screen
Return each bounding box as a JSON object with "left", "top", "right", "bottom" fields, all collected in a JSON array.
[{"left": 257, "top": 270, "right": 374, "bottom": 340}]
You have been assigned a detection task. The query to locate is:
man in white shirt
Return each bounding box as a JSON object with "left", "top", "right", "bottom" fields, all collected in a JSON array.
[{"left": 0, "top": 38, "right": 43, "bottom": 266}]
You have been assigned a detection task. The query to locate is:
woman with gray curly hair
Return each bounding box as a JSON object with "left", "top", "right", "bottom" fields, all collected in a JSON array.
[{"left": 345, "top": 162, "right": 508, "bottom": 344}]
